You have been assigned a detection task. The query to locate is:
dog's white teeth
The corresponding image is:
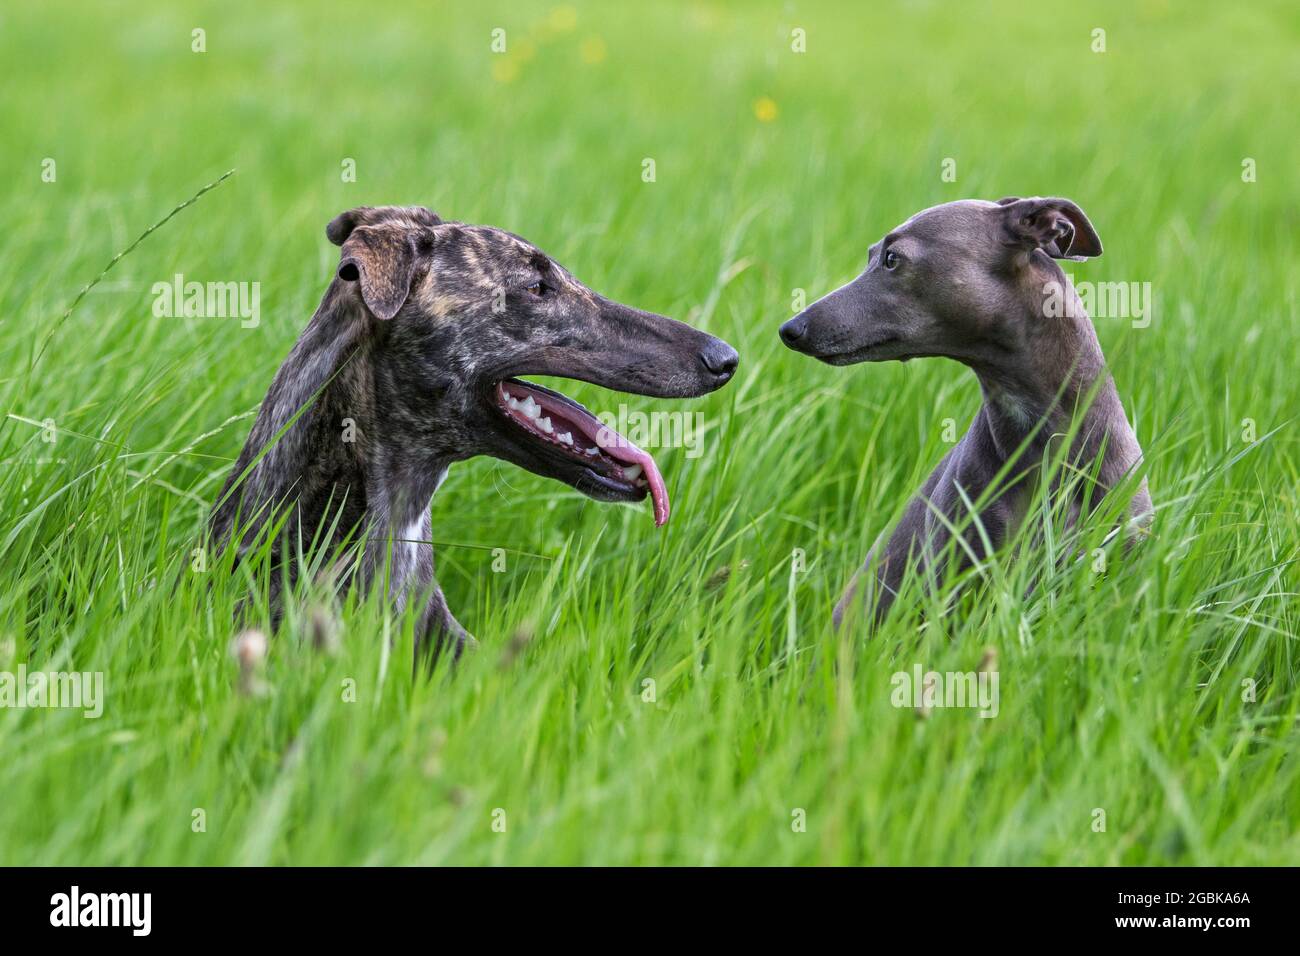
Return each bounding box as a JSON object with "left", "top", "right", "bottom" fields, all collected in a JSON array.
[
  {"left": 584, "top": 446, "right": 599, "bottom": 457},
  {"left": 506, "top": 397, "right": 520, "bottom": 410},
  {"left": 558, "top": 431, "right": 573, "bottom": 445},
  {"left": 520, "top": 397, "right": 540, "bottom": 419},
  {"left": 538, "top": 416, "right": 553, "bottom": 434},
  {"left": 621, "top": 464, "right": 643, "bottom": 480}
]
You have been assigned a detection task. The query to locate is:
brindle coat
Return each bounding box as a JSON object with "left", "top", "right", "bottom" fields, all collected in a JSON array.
[{"left": 210, "top": 205, "right": 737, "bottom": 658}]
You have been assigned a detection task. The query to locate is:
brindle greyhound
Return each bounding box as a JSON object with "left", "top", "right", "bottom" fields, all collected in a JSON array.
[
  {"left": 210, "top": 205, "right": 738, "bottom": 657},
  {"left": 779, "top": 197, "right": 1151, "bottom": 626}
]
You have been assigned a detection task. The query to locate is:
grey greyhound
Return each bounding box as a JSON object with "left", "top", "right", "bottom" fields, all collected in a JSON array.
[
  {"left": 779, "top": 197, "right": 1151, "bottom": 626},
  {"left": 210, "top": 205, "right": 738, "bottom": 657}
]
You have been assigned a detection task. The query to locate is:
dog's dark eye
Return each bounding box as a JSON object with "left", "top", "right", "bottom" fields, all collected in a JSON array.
[
  {"left": 883, "top": 250, "right": 901, "bottom": 271},
  {"left": 525, "top": 281, "right": 546, "bottom": 297}
]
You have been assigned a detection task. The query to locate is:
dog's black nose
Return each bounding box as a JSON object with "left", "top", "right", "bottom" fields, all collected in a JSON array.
[
  {"left": 699, "top": 339, "right": 739, "bottom": 379},
  {"left": 779, "top": 316, "right": 807, "bottom": 346}
]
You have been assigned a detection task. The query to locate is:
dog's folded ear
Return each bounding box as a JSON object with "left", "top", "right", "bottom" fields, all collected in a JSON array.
[
  {"left": 334, "top": 225, "right": 417, "bottom": 320},
  {"left": 326, "top": 206, "right": 444, "bottom": 320},
  {"left": 330, "top": 218, "right": 426, "bottom": 319},
  {"left": 998, "top": 197, "right": 1103, "bottom": 261}
]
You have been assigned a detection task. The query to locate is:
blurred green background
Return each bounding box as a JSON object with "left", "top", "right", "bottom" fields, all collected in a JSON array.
[{"left": 0, "top": 1, "right": 1296, "bottom": 865}]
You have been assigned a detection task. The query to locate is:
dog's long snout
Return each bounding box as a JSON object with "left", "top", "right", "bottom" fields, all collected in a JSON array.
[
  {"left": 570, "top": 297, "right": 740, "bottom": 397},
  {"left": 699, "top": 338, "right": 739, "bottom": 381}
]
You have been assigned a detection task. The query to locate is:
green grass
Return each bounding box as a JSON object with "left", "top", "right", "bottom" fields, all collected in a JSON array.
[{"left": 1, "top": 0, "right": 1297, "bottom": 865}]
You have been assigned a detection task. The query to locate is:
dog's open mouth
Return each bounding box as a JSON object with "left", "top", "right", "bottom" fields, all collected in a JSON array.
[{"left": 494, "top": 379, "right": 670, "bottom": 526}]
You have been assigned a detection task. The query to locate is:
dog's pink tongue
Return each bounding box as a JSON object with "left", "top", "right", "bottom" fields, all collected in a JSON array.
[
  {"left": 597, "top": 427, "right": 670, "bottom": 526},
  {"left": 640, "top": 452, "right": 670, "bottom": 527}
]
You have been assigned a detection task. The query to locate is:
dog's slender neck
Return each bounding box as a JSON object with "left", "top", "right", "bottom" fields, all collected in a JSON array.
[
  {"left": 963, "top": 279, "right": 1133, "bottom": 484},
  {"left": 357, "top": 332, "right": 459, "bottom": 539},
  {"left": 971, "top": 314, "right": 1108, "bottom": 456},
  {"left": 212, "top": 283, "right": 453, "bottom": 571}
]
